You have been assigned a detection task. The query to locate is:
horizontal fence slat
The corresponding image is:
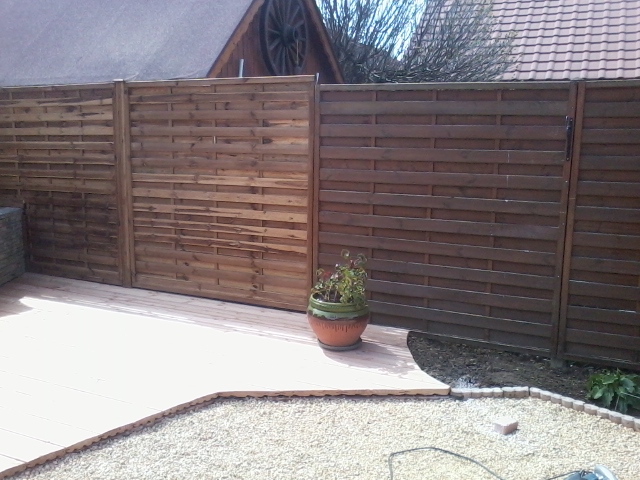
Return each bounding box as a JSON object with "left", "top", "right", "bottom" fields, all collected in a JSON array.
[
  {"left": 0, "top": 141, "right": 113, "bottom": 150},
  {"left": 569, "top": 280, "right": 640, "bottom": 302},
  {"left": 131, "top": 158, "right": 307, "bottom": 173},
  {"left": 133, "top": 275, "right": 305, "bottom": 311},
  {"left": 567, "top": 306, "right": 639, "bottom": 327},
  {"left": 320, "top": 232, "right": 557, "bottom": 266},
  {"left": 128, "top": 91, "right": 308, "bottom": 104},
  {"left": 134, "top": 232, "right": 306, "bottom": 255},
  {"left": 0, "top": 97, "right": 113, "bottom": 108},
  {"left": 132, "top": 188, "right": 307, "bottom": 207},
  {"left": 320, "top": 100, "right": 568, "bottom": 116},
  {"left": 321, "top": 124, "right": 565, "bottom": 140},
  {"left": 133, "top": 218, "right": 307, "bottom": 241},
  {"left": 369, "top": 279, "right": 553, "bottom": 313},
  {"left": 133, "top": 203, "right": 307, "bottom": 223},
  {"left": 580, "top": 155, "right": 640, "bottom": 171},
  {"left": 571, "top": 257, "right": 640, "bottom": 275},
  {"left": 129, "top": 109, "right": 309, "bottom": 121},
  {"left": 370, "top": 300, "right": 553, "bottom": 338},
  {"left": 577, "top": 181, "right": 639, "bottom": 197},
  {"left": 132, "top": 173, "right": 306, "bottom": 190},
  {"left": 136, "top": 246, "right": 308, "bottom": 274},
  {"left": 574, "top": 206, "right": 640, "bottom": 223},
  {"left": 581, "top": 129, "right": 640, "bottom": 144},
  {"left": 320, "top": 169, "right": 564, "bottom": 190},
  {"left": 320, "top": 146, "right": 566, "bottom": 165},
  {"left": 319, "top": 191, "right": 562, "bottom": 216},
  {"left": 319, "top": 211, "right": 559, "bottom": 240},
  {"left": 584, "top": 101, "right": 640, "bottom": 117},
  {"left": 317, "top": 254, "right": 554, "bottom": 291},
  {"left": 130, "top": 126, "right": 307, "bottom": 137},
  {"left": 135, "top": 260, "right": 305, "bottom": 289},
  {"left": 565, "top": 329, "right": 640, "bottom": 350},
  {"left": 131, "top": 141, "right": 307, "bottom": 155},
  {"left": 572, "top": 232, "right": 640, "bottom": 249},
  {"left": 0, "top": 126, "right": 113, "bottom": 136}
]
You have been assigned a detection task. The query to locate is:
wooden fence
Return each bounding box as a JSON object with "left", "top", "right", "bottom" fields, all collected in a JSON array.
[
  {"left": 125, "top": 78, "right": 313, "bottom": 310},
  {"left": 559, "top": 81, "right": 640, "bottom": 366},
  {"left": 316, "top": 80, "right": 640, "bottom": 369},
  {"left": 0, "top": 83, "right": 121, "bottom": 284},
  {"left": 0, "top": 76, "right": 314, "bottom": 310},
  {"left": 0, "top": 77, "right": 638, "bottom": 369}
]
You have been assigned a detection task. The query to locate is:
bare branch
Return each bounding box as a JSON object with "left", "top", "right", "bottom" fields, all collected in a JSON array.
[{"left": 317, "top": 0, "right": 517, "bottom": 84}]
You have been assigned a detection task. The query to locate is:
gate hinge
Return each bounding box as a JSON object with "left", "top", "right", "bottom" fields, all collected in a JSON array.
[{"left": 565, "top": 116, "right": 575, "bottom": 161}]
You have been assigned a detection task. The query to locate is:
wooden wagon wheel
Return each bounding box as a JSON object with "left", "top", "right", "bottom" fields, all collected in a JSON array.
[{"left": 260, "top": 0, "right": 308, "bottom": 76}]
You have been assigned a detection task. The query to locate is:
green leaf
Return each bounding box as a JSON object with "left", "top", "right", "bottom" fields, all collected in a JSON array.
[
  {"left": 629, "top": 394, "right": 640, "bottom": 409},
  {"left": 617, "top": 399, "right": 628, "bottom": 414},
  {"left": 621, "top": 378, "right": 635, "bottom": 391},
  {"left": 601, "top": 390, "right": 614, "bottom": 407},
  {"left": 589, "top": 386, "right": 604, "bottom": 400}
]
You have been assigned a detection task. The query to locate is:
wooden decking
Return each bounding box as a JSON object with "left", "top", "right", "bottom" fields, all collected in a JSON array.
[{"left": 0, "top": 273, "right": 449, "bottom": 478}]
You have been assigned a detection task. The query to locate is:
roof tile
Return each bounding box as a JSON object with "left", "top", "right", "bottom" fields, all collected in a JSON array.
[{"left": 494, "top": 0, "right": 640, "bottom": 80}]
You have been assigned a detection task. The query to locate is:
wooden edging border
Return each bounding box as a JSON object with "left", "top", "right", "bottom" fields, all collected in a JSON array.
[
  {"left": 450, "top": 386, "right": 640, "bottom": 432},
  {"left": 3, "top": 386, "right": 639, "bottom": 479},
  {"left": 0, "top": 388, "right": 440, "bottom": 480}
]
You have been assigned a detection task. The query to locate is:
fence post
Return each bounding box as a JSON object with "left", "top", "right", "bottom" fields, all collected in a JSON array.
[
  {"left": 308, "top": 81, "right": 319, "bottom": 294},
  {"left": 113, "top": 80, "right": 134, "bottom": 288},
  {"left": 555, "top": 81, "right": 587, "bottom": 360}
]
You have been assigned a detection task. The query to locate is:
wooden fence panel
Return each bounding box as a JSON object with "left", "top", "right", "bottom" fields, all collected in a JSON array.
[
  {"left": 559, "top": 81, "right": 640, "bottom": 368},
  {"left": 127, "top": 77, "right": 313, "bottom": 310},
  {"left": 0, "top": 84, "right": 120, "bottom": 284},
  {"left": 317, "top": 83, "right": 575, "bottom": 354}
]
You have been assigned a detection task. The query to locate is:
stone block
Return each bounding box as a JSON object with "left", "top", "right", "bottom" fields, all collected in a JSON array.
[
  {"left": 621, "top": 415, "right": 635, "bottom": 429},
  {"left": 493, "top": 417, "right": 518, "bottom": 435},
  {"left": 583, "top": 404, "right": 598, "bottom": 415},
  {"left": 572, "top": 400, "right": 585, "bottom": 412},
  {"left": 0, "top": 207, "right": 24, "bottom": 286}
]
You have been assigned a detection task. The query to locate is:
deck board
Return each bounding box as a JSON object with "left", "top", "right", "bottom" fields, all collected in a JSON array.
[{"left": 0, "top": 273, "right": 449, "bottom": 478}]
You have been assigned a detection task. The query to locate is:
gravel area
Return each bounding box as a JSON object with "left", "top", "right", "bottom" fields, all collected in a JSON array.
[{"left": 11, "top": 396, "right": 640, "bottom": 480}]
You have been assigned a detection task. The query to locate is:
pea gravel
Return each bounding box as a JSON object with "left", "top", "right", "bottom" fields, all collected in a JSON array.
[{"left": 11, "top": 397, "right": 640, "bottom": 480}]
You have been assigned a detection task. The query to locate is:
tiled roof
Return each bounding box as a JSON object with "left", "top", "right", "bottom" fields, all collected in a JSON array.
[{"left": 493, "top": 0, "right": 640, "bottom": 80}]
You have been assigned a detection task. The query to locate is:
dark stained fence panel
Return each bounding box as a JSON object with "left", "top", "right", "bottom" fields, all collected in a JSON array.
[
  {"left": 317, "top": 83, "right": 575, "bottom": 355},
  {"left": 0, "top": 84, "right": 121, "bottom": 284},
  {"left": 559, "top": 81, "right": 640, "bottom": 368}
]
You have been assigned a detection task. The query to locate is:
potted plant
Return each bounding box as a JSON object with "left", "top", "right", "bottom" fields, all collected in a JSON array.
[{"left": 307, "top": 250, "right": 369, "bottom": 351}]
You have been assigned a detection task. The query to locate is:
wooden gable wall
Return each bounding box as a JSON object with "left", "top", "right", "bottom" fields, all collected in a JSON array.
[{"left": 211, "top": 2, "right": 341, "bottom": 84}]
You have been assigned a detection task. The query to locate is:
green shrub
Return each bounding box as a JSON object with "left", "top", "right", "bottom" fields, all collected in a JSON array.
[
  {"left": 311, "top": 250, "right": 368, "bottom": 306},
  {"left": 586, "top": 370, "right": 640, "bottom": 414}
]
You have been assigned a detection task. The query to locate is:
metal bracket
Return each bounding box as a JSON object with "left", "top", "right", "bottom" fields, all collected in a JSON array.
[{"left": 565, "top": 116, "right": 575, "bottom": 161}]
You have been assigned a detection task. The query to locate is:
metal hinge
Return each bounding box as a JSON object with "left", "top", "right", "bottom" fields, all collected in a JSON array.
[{"left": 565, "top": 116, "right": 575, "bottom": 161}]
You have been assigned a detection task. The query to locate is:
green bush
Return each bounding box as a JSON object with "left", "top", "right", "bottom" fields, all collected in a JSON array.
[{"left": 586, "top": 370, "right": 640, "bottom": 414}]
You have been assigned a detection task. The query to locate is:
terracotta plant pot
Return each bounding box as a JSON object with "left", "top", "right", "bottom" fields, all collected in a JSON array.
[{"left": 307, "top": 295, "right": 370, "bottom": 350}]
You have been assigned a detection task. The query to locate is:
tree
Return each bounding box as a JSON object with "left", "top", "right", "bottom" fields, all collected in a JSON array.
[{"left": 317, "top": 0, "right": 517, "bottom": 84}]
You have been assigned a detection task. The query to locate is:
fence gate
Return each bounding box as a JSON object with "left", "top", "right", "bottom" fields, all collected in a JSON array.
[
  {"left": 120, "top": 77, "right": 314, "bottom": 311},
  {"left": 557, "top": 81, "right": 640, "bottom": 368},
  {"left": 316, "top": 82, "right": 578, "bottom": 355}
]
